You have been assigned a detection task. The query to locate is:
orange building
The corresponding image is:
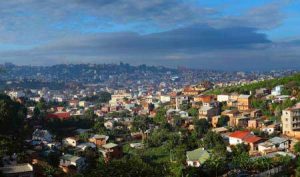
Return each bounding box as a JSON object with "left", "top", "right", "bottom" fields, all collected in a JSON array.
[{"left": 237, "top": 94, "right": 252, "bottom": 111}]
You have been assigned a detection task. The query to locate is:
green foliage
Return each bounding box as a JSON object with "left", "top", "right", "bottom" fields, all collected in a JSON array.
[
  {"left": 84, "top": 108, "right": 97, "bottom": 120},
  {"left": 84, "top": 91, "right": 111, "bottom": 103},
  {"left": 47, "top": 151, "right": 60, "bottom": 167},
  {"left": 86, "top": 156, "right": 162, "bottom": 177},
  {"left": 0, "top": 94, "right": 26, "bottom": 135},
  {"left": 33, "top": 106, "right": 41, "bottom": 120},
  {"left": 146, "top": 129, "right": 179, "bottom": 148},
  {"left": 193, "top": 118, "right": 210, "bottom": 137},
  {"left": 188, "top": 108, "right": 199, "bottom": 118},
  {"left": 107, "top": 110, "right": 131, "bottom": 117},
  {"left": 131, "top": 116, "right": 152, "bottom": 132},
  {"left": 45, "top": 117, "right": 93, "bottom": 139},
  {"left": 154, "top": 107, "right": 167, "bottom": 124},
  {"left": 232, "top": 151, "right": 251, "bottom": 170},
  {"left": 201, "top": 131, "right": 226, "bottom": 151},
  {"left": 217, "top": 115, "right": 229, "bottom": 127},
  {"left": 294, "top": 141, "right": 300, "bottom": 154},
  {"left": 208, "top": 73, "right": 300, "bottom": 94},
  {"left": 180, "top": 103, "right": 191, "bottom": 111},
  {"left": 204, "top": 149, "right": 227, "bottom": 177}
]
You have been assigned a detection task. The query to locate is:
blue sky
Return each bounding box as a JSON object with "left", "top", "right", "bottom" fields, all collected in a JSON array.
[{"left": 0, "top": 0, "right": 299, "bottom": 71}]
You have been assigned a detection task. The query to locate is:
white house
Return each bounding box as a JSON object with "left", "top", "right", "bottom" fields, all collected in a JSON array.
[
  {"left": 271, "top": 85, "right": 283, "bottom": 96},
  {"left": 32, "top": 129, "right": 53, "bottom": 143},
  {"left": 7, "top": 90, "right": 25, "bottom": 99},
  {"left": 228, "top": 131, "right": 262, "bottom": 151},
  {"left": 186, "top": 148, "right": 210, "bottom": 167},
  {"left": 160, "top": 95, "right": 171, "bottom": 103},
  {"left": 104, "top": 120, "right": 114, "bottom": 130},
  {"left": 76, "top": 143, "right": 96, "bottom": 151},
  {"left": 258, "top": 137, "right": 290, "bottom": 153},
  {"left": 63, "top": 137, "right": 79, "bottom": 147},
  {"left": 217, "top": 94, "right": 229, "bottom": 102},
  {"left": 179, "top": 111, "right": 189, "bottom": 118},
  {"left": 60, "top": 154, "right": 86, "bottom": 171}
]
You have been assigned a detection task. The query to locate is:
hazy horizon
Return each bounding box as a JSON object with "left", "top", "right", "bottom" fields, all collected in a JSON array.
[{"left": 0, "top": 0, "right": 299, "bottom": 71}]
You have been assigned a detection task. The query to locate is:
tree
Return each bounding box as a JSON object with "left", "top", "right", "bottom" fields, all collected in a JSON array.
[
  {"left": 188, "top": 108, "right": 198, "bottom": 118},
  {"left": 0, "top": 94, "right": 25, "bottom": 135},
  {"left": 47, "top": 152, "right": 60, "bottom": 167},
  {"left": 294, "top": 142, "right": 300, "bottom": 154},
  {"left": 36, "top": 97, "right": 47, "bottom": 112},
  {"left": 232, "top": 151, "right": 251, "bottom": 170},
  {"left": 193, "top": 118, "right": 210, "bottom": 137},
  {"left": 154, "top": 107, "right": 167, "bottom": 124},
  {"left": 204, "top": 150, "right": 226, "bottom": 177},
  {"left": 84, "top": 108, "right": 96, "bottom": 120},
  {"left": 98, "top": 91, "right": 111, "bottom": 103},
  {"left": 216, "top": 115, "right": 229, "bottom": 127},
  {"left": 202, "top": 131, "right": 225, "bottom": 150},
  {"left": 33, "top": 106, "right": 41, "bottom": 119},
  {"left": 87, "top": 156, "right": 162, "bottom": 177}
]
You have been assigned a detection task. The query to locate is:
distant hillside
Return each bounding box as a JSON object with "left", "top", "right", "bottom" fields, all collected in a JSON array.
[{"left": 208, "top": 73, "right": 300, "bottom": 95}]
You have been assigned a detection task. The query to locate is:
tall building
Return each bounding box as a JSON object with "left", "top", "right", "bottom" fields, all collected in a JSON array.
[
  {"left": 282, "top": 103, "right": 300, "bottom": 137},
  {"left": 237, "top": 94, "right": 251, "bottom": 111}
]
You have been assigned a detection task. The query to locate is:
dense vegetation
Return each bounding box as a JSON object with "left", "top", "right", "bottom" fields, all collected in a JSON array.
[{"left": 209, "top": 73, "right": 300, "bottom": 95}]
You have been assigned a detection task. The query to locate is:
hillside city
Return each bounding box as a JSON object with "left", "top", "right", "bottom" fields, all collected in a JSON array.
[{"left": 1, "top": 63, "right": 300, "bottom": 177}]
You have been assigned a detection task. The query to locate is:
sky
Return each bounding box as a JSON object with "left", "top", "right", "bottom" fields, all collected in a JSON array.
[{"left": 0, "top": 0, "right": 300, "bottom": 71}]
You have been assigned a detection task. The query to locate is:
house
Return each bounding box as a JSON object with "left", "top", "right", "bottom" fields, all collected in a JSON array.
[
  {"left": 182, "top": 86, "right": 199, "bottom": 96},
  {"left": 60, "top": 154, "right": 86, "bottom": 172},
  {"left": 69, "top": 99, "right": 79, "bottom": 107},
  {"left": 250, "top": 109, "right": 262, "bottom": 118},
  {"left": 0, "top": 163, "right": 34, "bottom": 177},
  {"left": 258, "top": 137, "right": 290, "bottom": 154},
  {"left": 237, "top": 94, "right": 251, "bottom": 111},
  {"left": 89, "top": 134, "right": 109, "bottom": 148},
  {"left": 99, "top": 143, "right": 123, "bottom": 161},
  {"left": 47, "top": 112, "right": 71, "bottom": 120},
  {"left": 32, "top": 129, "right": 52, "bottom": 143},
  {"left": 186, "top": 148, "right": 210, "bottom": 167},
  {"left": 130, "top": 143, "right": 144, "bottom": 149},
  {"left": 104, "top": 120, "right": 114, "bottom": 130},
  {"left": 79, "top": 101, "right": 89, "bottom": 107},
  {"left": 228, "top": 131, "right": 262, "bottom": 151},
  {"left": 160, "top": 95, "right": 171, "bottom": 103},
  {"left": 179, "top": 111, "right": 189, "bottom": 118},
  {"left": 271, "top": 85, "right": 283, "bottom": 96},
  {"left": 76, "top": 143, "right": 96, "bottom": 151},
  {"left": 248, "top": 119, "right": 258, "bottom": 129},
  {"left": 255, "top": 88, "right": 270, "bottom": 97},
  {"left": 7, "top": 90, "right": 25, "bottom": 99},
  {"left": 212, "top": 127, "right": 229, "bottom": 134},
  {"left": 63, "top": 137, "right": 80, "bottom": 147},
  {"left": 230, "top": 116, "right": 250, "bottom": 127},
  {"left": 212, "top": 115, "right": 221, "bottom": 128},
  {"left": 261, "top": 124, "right": 279, "bottom": 135},
  {"left": 282, "top": 103, "right": 300, "bottom": 138},
  {"left": 217, "top": 94, "right": 229, "bottom": 102},
  {"left": 198, "top": 106, "right": 219, "bottom": 121},
  {"left": 194, "top": 95, "right": 214, "bottom": 103}
]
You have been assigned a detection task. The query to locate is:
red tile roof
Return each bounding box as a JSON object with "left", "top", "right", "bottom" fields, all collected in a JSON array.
[
  {"left": 229, "top": 131, "right": 251, "bottom": 139},
  {"left": 229, "top": 130, "right": 261, "bottom": 144},
  {"left": 244, "top": 135, "right": 261, "bottom": 143},
  {"left": 47, "top": 112, "right": 70, "bottom": 120}
]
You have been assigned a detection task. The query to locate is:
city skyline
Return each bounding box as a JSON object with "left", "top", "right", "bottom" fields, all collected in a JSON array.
[{"left": 0, "top": 0, "right": 300, "bottom": 71}]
